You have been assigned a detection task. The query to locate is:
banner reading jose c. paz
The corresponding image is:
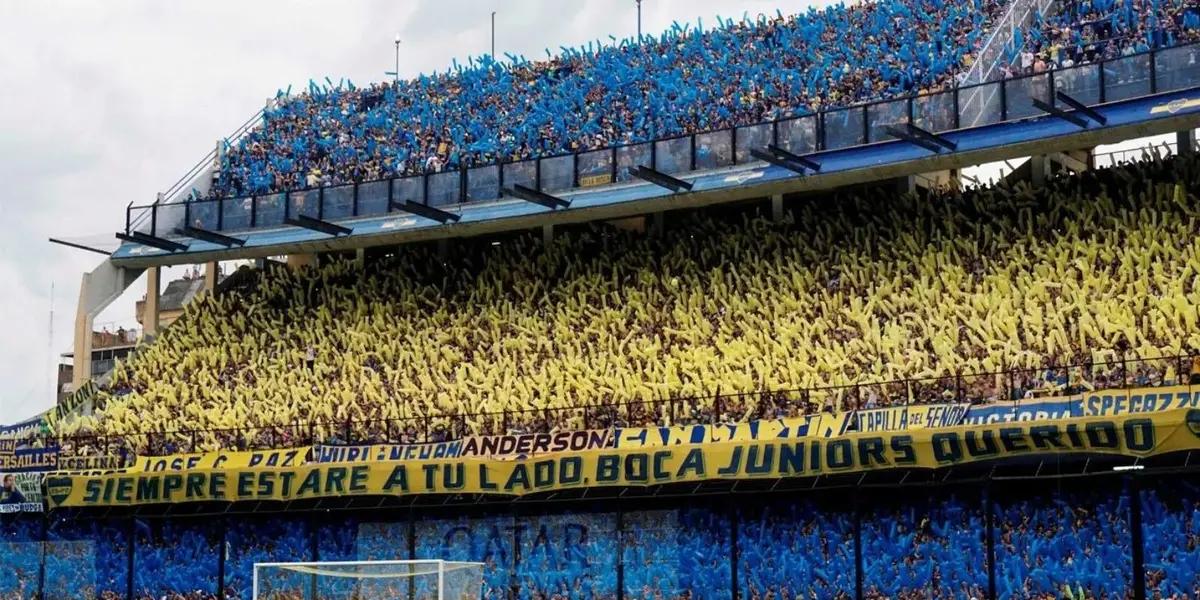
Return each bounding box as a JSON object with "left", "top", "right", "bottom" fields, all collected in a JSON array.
[{"left": 45, "top": 409, "right": 1200, "bottom": 508}]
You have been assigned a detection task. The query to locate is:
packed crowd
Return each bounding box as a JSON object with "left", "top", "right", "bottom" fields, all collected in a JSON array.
[
  {"left": 1005, "top": 0, "right": 1200, "bottom": 78},
  {"left": 7, "top": 479, "right": 1200, "bottom": 598},
  {"left": 66, "top": 150, "right": 1200, "bottom": 452},
  {"left": 861, "top": 493, "right": 988, "bottom": 599},
  {"left": 209, "top": 0, "right": 1004, "bottom": 198},
  {"left": 996, "top": 486, "right": 1133, "bottom": 598}
]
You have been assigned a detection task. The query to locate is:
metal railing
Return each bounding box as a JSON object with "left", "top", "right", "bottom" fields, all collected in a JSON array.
[
  {"left": 42, "top": 353, "right": 1200, "bottom": 460},
  {"left": 123, "top": 41, "right": 1200, "bottom": 241}
]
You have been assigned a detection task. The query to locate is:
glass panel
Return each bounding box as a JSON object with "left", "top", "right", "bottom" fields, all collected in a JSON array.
[
  {"left": 255, "top": 193, "right": 286, "bottom": 228},
  {"left": 1054, "top": 63, "right": 1101, "bottom": 107},
  {"left": 133, "top": 518, "right": 220, "bottom": 599},
  {"left": 44, "top": 517, "right": 130, "bottom": 600},
  {"left": 777, "top": 115, "right": 817, "bottom": 154},
  {"left": 735, "top": 123, "right": 773, "bottom": 163},
  {"left": 357, "top": 180, "right": 390, "bottom": 217},
  {"left": 225, "top": 516, "right": 311, "bottom": 600},
  {"left": 1104, "top": 54, "right": 1152, "bottom": 102},
  {"left": 577, "top": 149, "right": 614, "bottom": 187},
  {"left": 426, "top": 171, "right": 461, "bottom": 207},
  {"left": 1005, "top": 73, "right": 1051, "bottom": 121},
  {"left": 823, "top": 107, "right": 865, "bottom": 150},
  {"left": 393, "top": 175, "right": 424, "bottom": 205},
  {"left": 1142, "top": 477, "right": 1200, "bottom": 597},
  {"left": 958, "top": 81, "right": 1004, "bottom": 128},
  {"left": 288, "top": 189, "right": 319, "bottom": 219},
  {"left": 516, "top": 513, "right": 617, "bottom": 600},
  {"left": 1156, "top": 45, "right": 1200, "bottom": 94},
  {"left": 0, "top": 515, "right": 41, "bottom": 599},
  {"left": 415, "top": 514, "right": 512, "bottom": 600},
  {"left": 130, "top": 206, "right": 156, "bottom": 236},
  {"left": 695, "top": 130, "right": 733, "bottom": 170},
  {"left": 502, "top": 159, "right": 536, "bottom": 190},
  {"left": 539, "top": 154, "right": 574, "bottom": 193},
  {"left": 155, "top": 203, "right": 187, "bottom": 238},
  {"left": 186, "top": 200, "right": 220, "bottom": 231},
  {"left": 866, "top": 98, "right": 909, "bottom": 143},
  {"left": 467, "top": 165, "right": 500, "bottom": 202},
  {"left": 863, "top": 489, "right": 988, "bottom": 599},
  {"left": 913, "top": 91, "right": 956, "bottom": 133},
  {"left": 623, "top": 508, "right": 731, "bottom": 599},
  {"left": 615, "top": 143, "right": 651, "bottom": 182},
  {"left": 739, "top": 494, "right": 856, "bottom": 599},
  {"left": 654, "top": 136, "right": 692, "bottom": 175},
  {"left": 323, "top": 184, "right": 354, "bottom": 220},
  {"left": 996, "top": 484, "right": 1131, "bottom": 599},
  {"left": 219, "top": 197, "right": 252, "bottom": 231}
]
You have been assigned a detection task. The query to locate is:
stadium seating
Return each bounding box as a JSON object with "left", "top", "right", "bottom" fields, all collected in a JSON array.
[
  {"left": 208, "top": 0, "right": 1006, "bottom": 198},
  {"left": 15, "top": 480, "right": 1192, "bottom": 599},
  {"left": 1013, "top": 0, "right": 1200, "bottom": 75},
  {"left": 66, "top": 150, "right": 1200, "bottom": 451},
  {"left": 996, "top": 485, "right": 1133, "bottom": 598}
]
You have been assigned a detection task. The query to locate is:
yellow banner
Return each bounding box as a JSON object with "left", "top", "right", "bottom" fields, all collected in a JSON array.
[
  {"left": 131, "top": 448, "right": 310, "bottom": 473},
  {"left": 44, "top": 409, "right": 1200, "bottom": 508}
]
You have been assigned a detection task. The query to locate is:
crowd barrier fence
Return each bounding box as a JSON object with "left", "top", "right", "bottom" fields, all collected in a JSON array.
[{"left": 123, "top": 42, "right": 1200, "bottom": 239}]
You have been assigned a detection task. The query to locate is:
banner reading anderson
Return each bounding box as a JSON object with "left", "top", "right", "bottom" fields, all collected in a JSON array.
[{"left": 45, "top": 408, "right": 1200, "bottom": 508}]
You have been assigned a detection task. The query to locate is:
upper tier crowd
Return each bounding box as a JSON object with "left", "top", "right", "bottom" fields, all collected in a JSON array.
[
  {"left": 209, "top": 0, "right": 1005, "bottom": 198},
  {"left": 202, "top": 0, "right": 1200, "bottom": 200},
  {"left": 55, "top": 149, "right": 1200, "bottom": 453},
  {"left": 1008, "top": 0, "right": 1200, "bottom": 77}
]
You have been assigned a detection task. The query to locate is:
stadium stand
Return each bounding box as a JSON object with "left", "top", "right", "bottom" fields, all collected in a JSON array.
[
  {"left": 208, "top": 0, "right": 1007, "bottom": 198},
  {"left": 13, "top": 479, "right": 1200, "bottom": 599},
  {"left": 58, "top": 149, "right": 1200, "bottom": 453},
  {"left": 1011, "top": 0, "right": 1200, "bottom": 76}
]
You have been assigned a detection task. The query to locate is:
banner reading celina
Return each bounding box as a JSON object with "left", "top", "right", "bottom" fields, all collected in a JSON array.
[{"left": 44, "top": 408, "right": 1200, "bottom": 509}]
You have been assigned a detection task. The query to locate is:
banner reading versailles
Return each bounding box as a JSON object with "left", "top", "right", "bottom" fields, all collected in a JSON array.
[{"left": 45, "top": 408, "right": 1200, "bottom": 509}]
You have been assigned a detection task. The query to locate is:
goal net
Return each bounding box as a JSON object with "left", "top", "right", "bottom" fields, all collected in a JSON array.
[{"left": 253, "top": 560, "right": 485, "bottom": 600}]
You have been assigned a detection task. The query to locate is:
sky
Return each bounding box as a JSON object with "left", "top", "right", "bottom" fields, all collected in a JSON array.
[{"left": 0, "top": 0, "right": 837, "bottom": 424}]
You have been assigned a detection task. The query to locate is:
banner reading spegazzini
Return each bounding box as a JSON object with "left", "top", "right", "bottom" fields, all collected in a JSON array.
[{"left": 44, "top": 409, "right": 1200, "bottom": 508}]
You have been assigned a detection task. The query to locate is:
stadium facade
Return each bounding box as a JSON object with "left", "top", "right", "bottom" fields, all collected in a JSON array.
[{"left": 9, "top": 0, "right": 1200, "bottom": 598}]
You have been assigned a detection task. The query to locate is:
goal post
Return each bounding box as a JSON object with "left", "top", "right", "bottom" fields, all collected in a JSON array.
[{"left": 252, "top": 559, "right": 484, "bottom": 600}]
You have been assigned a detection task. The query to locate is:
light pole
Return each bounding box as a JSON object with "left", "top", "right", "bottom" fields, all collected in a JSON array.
[
  {"left": 636, "top": 0, "right": 642, "bottom": 41},
  {"left": 491, "top": 11, "right": 496, "bottom": 59},
  {"left": 385, "top": 34, "right": 402, "bottom": 84}
]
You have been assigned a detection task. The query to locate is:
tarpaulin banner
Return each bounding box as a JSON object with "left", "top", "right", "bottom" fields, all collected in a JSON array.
[
  {"left": 0, "top": 447, "right": 59, "bottom": 473},
  {"left": 44, "top": 408, "right": 1200, "bottom": 508},
  {"left": 313, "top": 441, "right": 462, "bottom": 463},
  {"left": 616, "top": 415, "right": 821, "bottom": 447},
  {"left": 0, "top": 471, "right": 44, "bottom": 512},
  {"left": 842, "top": 404, "right": 972, "bottom": 435},
  {"left": 461, "top": 430, "right": 616, "bottom": 458},
  {"left": 131, "top": 448, "right": 311, "bottom": 473},
  {"left": 961, "top": 385, "right": 1200, "bottom": 424}
]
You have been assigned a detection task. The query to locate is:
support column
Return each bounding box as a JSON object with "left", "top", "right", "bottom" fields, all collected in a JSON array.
[
  {"left": 1177, "top": 130, "right": 1195, "bottom": 157},
  {"left": 770, "top": 194, "right": 784, "bottom": 222},
  {"left": 355, "top": 248, "right": 365, "bottom": 265},
  {"left": 437, "top": 239, "right": 449, "bottom": 260},
  {"left": 542, "top": 224, "right": 554, "bottom": 245},
  {"left": 895, "top": 175, "right": 916, "bottom": 195},
  {"left": 144, "top": 267, "right": 161, "bottom": 337},
  {"left": 1029, "top": 154, "right": 1051, "bottom": 187},
  {"left": 72, "top": 278, "right": 94, "bottom": 391},
  {"left": 203, "top": 261, "right": 218, "bottom": 295},
  {"left": 650, "top": 212, "right": 665, "bottom": 237}
]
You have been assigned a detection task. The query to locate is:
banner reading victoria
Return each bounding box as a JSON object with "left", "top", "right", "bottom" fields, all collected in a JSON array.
[{"left": 44, "top": 408, "right": 1200, "bottom": 509}]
